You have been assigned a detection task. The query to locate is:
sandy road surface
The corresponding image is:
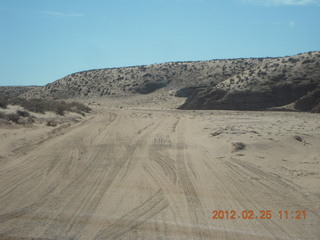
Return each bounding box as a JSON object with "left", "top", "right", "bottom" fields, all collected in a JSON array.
[{"left": 0, "top": 109, "right": 319, "bottom": 239}]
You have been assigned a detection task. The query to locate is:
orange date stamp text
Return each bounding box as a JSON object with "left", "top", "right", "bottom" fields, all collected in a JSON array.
[{"left": 212, "top": 210, "right": 307, "bottom": 220}]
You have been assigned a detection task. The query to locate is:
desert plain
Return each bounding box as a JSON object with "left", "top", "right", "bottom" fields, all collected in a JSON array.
[{"left": 0, "top": 93, "right": 319, "bottom": 240}]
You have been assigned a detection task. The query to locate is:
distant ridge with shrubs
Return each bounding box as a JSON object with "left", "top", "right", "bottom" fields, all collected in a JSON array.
[
  {"left": 1, "top": 51, "right": 320, "bottom": 112},
  {"left": 178, "top": 51, "right": 320, "bottom": 112}
]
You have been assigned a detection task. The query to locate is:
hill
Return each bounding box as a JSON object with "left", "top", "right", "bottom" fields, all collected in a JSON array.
[
  {"left": 18, "top": 51, "right": 320, "bottom": 112},
  {"left": 0, "top": 86, "right": 40, "bottom": 99},
  {"left": 179, "top": 51, "right": 320, "bottom": 112},
  {"left": 23, "top": 59, "right": 264, "bottom": 99}
]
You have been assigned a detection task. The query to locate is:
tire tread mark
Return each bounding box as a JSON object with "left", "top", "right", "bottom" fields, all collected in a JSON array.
[
  {"left": 93, "top": 189, "right": 168, "bottom": 240},
  {"left": 149, "top": 150, "right": 177, "bottom": 184},
  {"left": 176, "top": 139, "right": 209, "bottom": 238}
]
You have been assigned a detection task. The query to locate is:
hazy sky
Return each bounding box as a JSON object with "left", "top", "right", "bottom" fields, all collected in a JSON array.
[{"left": 0, "top": 0, "right": 319, "bottom": 86}]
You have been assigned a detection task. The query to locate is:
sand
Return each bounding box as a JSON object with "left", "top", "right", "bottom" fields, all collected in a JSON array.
[{"left": 0, "top": 97, "right": 319, "bottom": 239}]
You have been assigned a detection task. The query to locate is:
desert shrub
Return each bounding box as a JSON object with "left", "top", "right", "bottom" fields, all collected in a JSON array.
[
  {"left": 0, "top": 97, "right": 8, "bottom": 109},
  {"left": 0, "top": 112, "right": 24, "bottom": 124},
  {"left": 26, "top": 116, "right": 35, "bottom": 124},
  {"left": 302, "top": 59, "right": 314, "bottom": 64},
  {"left": 20, "top": 98, "right": 46, "bottom": 113},
  {"left": 7, "top": 113, "right": 20, "bottom": 123},
  {"left": 0, "top": 112, "right": 6, "bottom": 119},
  {"left": 9, "top": 97, "right": 25, "bottom": 106},
  {"left": 232, "top": 142, "right": 246, "bottom": 152},
  {"left": 16, "top": 110, "right": 30, "bottom": 117},
  {"left": 47, "top": 120, "right": 58, "bottom": 127},
  {"left": 288, "top": 58, "right": 299, "bottom": 63},
  {"left": 4, "top": 97, "right": 91, "bottom": 116},
  {"left": 69, "top": 101, "right": 91, "bottom": 113},
  {"left": 54, "top": 102, "right": 69, "bottom": 116}
]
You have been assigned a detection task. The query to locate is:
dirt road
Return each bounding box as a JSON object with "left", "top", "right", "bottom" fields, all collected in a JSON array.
[{"left": 0, "top": 109, "right": 319, "bottom": 239}]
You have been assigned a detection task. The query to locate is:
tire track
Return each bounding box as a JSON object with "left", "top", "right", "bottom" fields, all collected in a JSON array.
[
  {"left": 175, "top": 118, "right": 210, "bottom": 239},
  {"left": 93, "top": 189, "right": 169, "bottom": 240},
  {"left": 0, "top": 112, "right": 121, "bottom": 238},
  {"left": 149, "top": 149, "right": 177, "bottom": 184}
]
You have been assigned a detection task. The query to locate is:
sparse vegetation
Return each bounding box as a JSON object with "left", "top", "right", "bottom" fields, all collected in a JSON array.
[
  {"left": 0, "top": 112, "right": 20, "bottom": 124},
  {"left": 0, "top": 97, "right": 8, "bottom": 109},
  {"left": 16, "top": 110, "right": 30, "bottom": 117},
  {"left": 7, "top": 113, "right": 20, "bottom": 123},
  {"left": 47, "top": 120, "right": 58, "bottom": 127},
  {"left": 0, "top": 108, "right": 37, "bottom": 125},
  {"left": 232, "top": 142, "right": 246, "bottom": 152},
  {"left": 8, "top": 98, "right": 91, "bottom": 116},
  {"left": 0, "top": 97, "right": 91, "bottom": 126}
]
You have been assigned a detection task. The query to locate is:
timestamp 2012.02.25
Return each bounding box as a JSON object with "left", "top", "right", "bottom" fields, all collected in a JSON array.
[{"left": 212, "top": 210, "right": 307, "bottom": 220}]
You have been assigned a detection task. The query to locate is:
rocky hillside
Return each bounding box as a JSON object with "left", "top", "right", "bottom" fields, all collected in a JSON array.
[
  {"left": 24, "top": 59, "right": 264, "bottom": 99},
  {"left": 0, "top": 86, "right": 40, "bottom": 99},
  {"left": 21, "top": 51, "right": 320, "bottom": 112},
  {"left": 179, "top": 51, "right": 320, "bottom": 112}
]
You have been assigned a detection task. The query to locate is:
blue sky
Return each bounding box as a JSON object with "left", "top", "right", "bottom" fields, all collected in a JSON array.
[{"left": 0, "top": 0, "right": 319, "bottom": 86}]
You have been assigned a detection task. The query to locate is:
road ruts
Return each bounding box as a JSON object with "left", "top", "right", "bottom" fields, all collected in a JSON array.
[
  {"left": 93, "top": 189, "right": 169, "bottom": 240},
  {"left": 174, "top": 116, "right": 213, "bottom": 240},
  {"left": 0, "top": 109, "right": 319, "bottom": 240}
]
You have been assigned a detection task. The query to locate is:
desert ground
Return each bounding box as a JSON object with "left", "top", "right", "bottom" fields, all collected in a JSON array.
[{"left": 0, "top": 95, "right": 320, "bottom": 240}]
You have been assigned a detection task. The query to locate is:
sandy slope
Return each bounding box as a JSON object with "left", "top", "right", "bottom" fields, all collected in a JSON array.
[{"left": 0, "top": 107, "right": 319, "bottom": 240}]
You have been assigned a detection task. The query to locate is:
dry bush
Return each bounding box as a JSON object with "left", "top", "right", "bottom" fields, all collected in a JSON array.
[
  {"left": 0, "top": 111, "right": 35, "bottom": 125},
  {"left": 0, "top": 112, "right": 6, "bottom": 119},
  {"left": 16, "top": 110, "right": 30, "bottom": 117},
  {"left": 6, "top": 113, "right": 20, "bottom": 123},
  {"left": 9, "top": 97, "right": 25, "bottom": 106},
  {"left": 25, "top": 116, "right": 35, "bottom": 124},
  {"left": 0, "top": 97, "right": 8, "bottom": 109},
  {"left": 69, "top": 101, "right": 91, "bottom": 114},
  {"left": 9, "top": 98, "right": 91, "bottom": 116},
  {"left": 20, "top": 98, "right": 46, "bottom": 113},
  {"left": 47, "top": 120, "right": 58, "bottom": 127},
  {"left": 232, "top": 142, "right": 246, "bottom": 152}
]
